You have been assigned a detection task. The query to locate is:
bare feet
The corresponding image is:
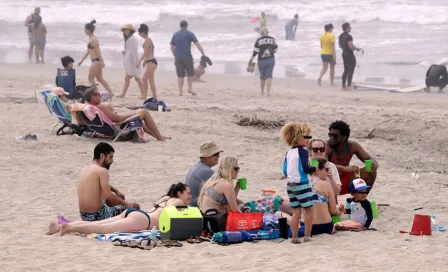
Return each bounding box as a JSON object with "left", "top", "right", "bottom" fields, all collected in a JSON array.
[
  {"left": 188, "top": 90, "right": 197, "bottom": 96},
  {"left": 46, "top": 222, "right": 60, "bottom": 235},
  {"left": 291, "top": 237, "right": 302, "bottom": 244},
  {"left": 178, "top": 92, "right": 183, "bottom": 96},
  {"left": 157, "top": 136, "right": 171, "bottom": 141},
  {"left": 58, "top": 223, "right": 70, "bottom": 236},
  {"left": 138, "top": 96, "right": 147, "bottom": 100},
  {"left": 317, "top": 78, "right": 322, "bottom": 86},
  {"left": 116, "top": 94, "right": 125, "bottom": 98},
  {"left": 303, "top": 236, "right": 312, "bottom": 243}
]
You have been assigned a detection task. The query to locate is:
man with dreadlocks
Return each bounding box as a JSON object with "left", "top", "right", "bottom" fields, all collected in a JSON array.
[{"left": 325, "top": 120, "right": 378, "bottom": 195}]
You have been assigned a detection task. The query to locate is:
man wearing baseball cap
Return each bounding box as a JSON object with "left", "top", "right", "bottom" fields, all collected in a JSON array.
[
  {"left": 185, "top": 141, "right": 223, "bottom": 206},
  {"left": 338, "top": 178, "right": 373, "bottom": 230}
]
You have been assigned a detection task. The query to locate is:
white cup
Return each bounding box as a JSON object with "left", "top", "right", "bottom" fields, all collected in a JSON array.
[{"left": 158, "top": 105, "right": 163, "bottom": 112}]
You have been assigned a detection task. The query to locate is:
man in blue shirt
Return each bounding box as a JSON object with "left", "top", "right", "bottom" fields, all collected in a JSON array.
[{"left": 170, "top": 20, "right": 205, "bottom": 96}]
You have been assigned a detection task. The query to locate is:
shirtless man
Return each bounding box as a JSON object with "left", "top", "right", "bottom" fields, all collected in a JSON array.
[
  {"left": 78, "top": 142, "right": 140, "bottom": 221},
  {"left": 83, "top": 87, "right": 170, "bottom": 141},
  {"left": 325, "top": 120, "right": 378, "bottom": 195}
]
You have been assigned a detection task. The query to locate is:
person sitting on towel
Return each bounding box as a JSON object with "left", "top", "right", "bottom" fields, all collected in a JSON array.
[
  {"left": 56, "top": 56, "right": 76, "bottom": 96},
  {"left": 425, "top": 64, "right": 448, "bottom": 93},
  {"left": 76, "top": 142, "right": 140, "bottom": 221}
]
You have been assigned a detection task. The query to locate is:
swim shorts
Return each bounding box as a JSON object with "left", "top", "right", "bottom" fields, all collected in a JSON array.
[
  {"left": 286, "top": 182, "right": 314, "bottom": 209},
  {"left": 175, "top": 57, "right": 194, "bottom": 77},
  {"left": 258, "top": 57, "right": 275, "bottom": 80},
  {"left": 311, "top": 221, "right": 334, "bottom": 235},
  {"left": 321, "top": 54, "right": 335, "bottom": 64},
  {"left": 80, "top": 205, "right": 126, "bottom": 221}
]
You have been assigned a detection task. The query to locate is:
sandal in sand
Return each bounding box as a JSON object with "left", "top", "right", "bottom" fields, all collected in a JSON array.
[
  {"left": 187, "top": 236, "right": 203, "bottom": 244},
  {"left": 161, "top": 240, "right": 183, "bottom": 248}
]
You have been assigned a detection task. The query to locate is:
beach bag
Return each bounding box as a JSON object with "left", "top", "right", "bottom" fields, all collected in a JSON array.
[
  {"left": 202, "top": 209, "right": 227, "bottom": 234},
  {"left": 226, "top": 211, "right": 263, "bottom": 231},
  {"left": 241, "top": 195, "right": 283, "bottom": 214},
  {"left": 142, "top": 98, "right": 171, "bottom": 112}
]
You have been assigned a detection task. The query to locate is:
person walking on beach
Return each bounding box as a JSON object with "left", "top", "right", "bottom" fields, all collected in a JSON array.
[
  {"left": 24, "top": 7, "right": 41, "bottom": 62},
  {"left": 116, "top": 24, "right": 145, "bottom": 99},
  {"left": 249, "top": 28, "right": 277, "bottom": 96},
  {"left": 170, "top": 20, "right": 206, "bottom": 96},
  {"left": 318, "top": 24, "right": 336, "bottom": 86},
  {"left": 339, "top": 23, "right": 363, "bottom": 89},
  {"left": 285, "top": 14, "right": 299, "bottom": 40},
  {"left": 137, "top": 24, "right": 158, "bottom": 100},
  {"left": 78, "top": 20, "right": 114, "bottom": 97},
  {"left": 254, "top": 12, "right": 267, "bottom": 34},
  {"left": 31, "top": 15, "right": 46, "bottom": 64}
]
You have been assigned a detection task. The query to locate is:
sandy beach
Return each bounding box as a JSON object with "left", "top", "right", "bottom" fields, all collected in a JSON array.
[{"left": 1, "top": 62, "right": 448, "bottom": 272}]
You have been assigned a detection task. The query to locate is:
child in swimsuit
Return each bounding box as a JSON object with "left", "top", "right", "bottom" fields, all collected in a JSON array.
[
  {"left": 280, "top": 122, "right": 315, "bottom": 244},
  {"left": 194, "top": 56, "right": 212, "bottom": 82}
]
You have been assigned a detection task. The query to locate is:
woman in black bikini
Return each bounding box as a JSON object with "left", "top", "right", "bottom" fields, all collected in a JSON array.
[
  {"left": 78, "top": 20, "right": 114, "bottom": 97},
  {"left": 137, "top": 24, "right": 158, "bottom": 100},
  {"left": 47, "top": 183, "right": 191, "bottom": 236}
]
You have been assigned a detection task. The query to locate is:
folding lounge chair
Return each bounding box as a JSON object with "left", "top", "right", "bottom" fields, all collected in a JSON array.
[
  {"left": 74, "top": 106, "right": 143, "bottom": 142},
  {"left": 38, "top": 90, "right": 86, "bottom": 136}
]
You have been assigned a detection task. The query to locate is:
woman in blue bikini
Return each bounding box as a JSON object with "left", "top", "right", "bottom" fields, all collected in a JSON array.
[
  {"left": 78, "top": 20, "right": 114, "bottom": 97},
  {"left": 47, "top": 183, "right": 191, "bottom": 236}
]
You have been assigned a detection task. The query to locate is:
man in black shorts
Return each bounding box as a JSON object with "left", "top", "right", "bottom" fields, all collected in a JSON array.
[{"left": 170, "top": 20, "right": 205, "bottom": 96}]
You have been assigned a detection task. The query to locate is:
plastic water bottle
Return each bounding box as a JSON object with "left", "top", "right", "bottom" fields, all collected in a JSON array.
[{"left": 150, "top": 226, "right": 158, "bottom": 239}]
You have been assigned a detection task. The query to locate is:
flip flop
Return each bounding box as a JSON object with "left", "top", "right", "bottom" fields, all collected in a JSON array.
[
  {"left": 136, "top": 239, "right": 157, "bottom": 250},
  {"left": 432, "top": 225, "right": 446, "bottom": 231},
  {"left": 161, "top": 240, "right": 183, "bottom": 248},
  {"left": 187, "top": 236, "right": 203, "bottom": 244},
  {"left": 114, "top": 240, "right": 140, "bottom": 248}
]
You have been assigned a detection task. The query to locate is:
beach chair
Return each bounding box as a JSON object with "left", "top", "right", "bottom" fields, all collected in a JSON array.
[
  {"left": 73, "top": 105, "right": 144, "bottom": 142},
  {"left": 37, "top": 90, "right": 85, "bottom": 136}
]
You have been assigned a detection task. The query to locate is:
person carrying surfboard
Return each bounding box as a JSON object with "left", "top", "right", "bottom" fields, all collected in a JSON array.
[{"left": 339, "top": 22, "right": 363, "bottom": 89}]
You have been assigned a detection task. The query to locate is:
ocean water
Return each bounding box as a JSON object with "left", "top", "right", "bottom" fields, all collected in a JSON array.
[{"left": 0, "top": 0, "right": 447, "bottom": 84}]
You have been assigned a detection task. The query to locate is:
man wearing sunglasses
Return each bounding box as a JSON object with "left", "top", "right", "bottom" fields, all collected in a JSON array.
[
  {"left": 325, "top": 120, "right": 378, "bottom": 194},
  {"left": 185, "top": 141, "right": 223, "bottom": 206}
]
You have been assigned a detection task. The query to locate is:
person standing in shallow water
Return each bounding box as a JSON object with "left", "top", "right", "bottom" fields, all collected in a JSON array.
[
  {"left": 339, "top": 22, "right": 363, "bottom": 90},
  {"left": 285, "top": 14, "right": 299, "bottom": 40},
  {"left": 24, "top": 7, "right": 41, "bottom": 63},
  {"left": 318, "top": 24, "right": 336, "bottom": 87},
  {"left": 78, "top": 20, "right": 114, "bottom": 97},
  {"left": 116, "top": 24, "right": 145, "bottom": 99},
  {"left": 249, "top": 28, "right": 277, "bottom": 96},
  {"left": 31, "top": 15, "right": 46, "bottom": 64}
]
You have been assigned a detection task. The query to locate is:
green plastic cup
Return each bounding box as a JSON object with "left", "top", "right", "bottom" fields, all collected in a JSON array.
[
  {"left": 371, "top": 200, "right": 378, "bottom": 219},
  {"left": 332, "top": 216, "right": 341, "bottom": 224},
  {"left": 310, "top": 159, "right": 319, "bottom": 167},
  {"left": 238, "top": 178, "right": 247, "bottom": 190},
  {"left": 365, "top": 160, "right": 373, "bottom": 172}
]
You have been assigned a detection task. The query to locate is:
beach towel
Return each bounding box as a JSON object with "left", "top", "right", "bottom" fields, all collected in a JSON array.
[{"left": 94, "top": 230, "right": 160, "bottom": 242}]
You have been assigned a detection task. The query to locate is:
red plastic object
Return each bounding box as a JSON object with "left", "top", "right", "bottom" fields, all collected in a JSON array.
[{"left": 409, "top": 214, "right": 432, "bottom": 236}]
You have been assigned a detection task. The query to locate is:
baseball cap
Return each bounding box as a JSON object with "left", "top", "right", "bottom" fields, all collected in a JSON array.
[
  {"left": 199, "top": 141, "right": 223, "bottom": 157},
  {"left": 52, "top": 87, "right": 69, "bottom": 96},
  {"left": 349, "top": 178, "right": 371, "bottom": 193}
]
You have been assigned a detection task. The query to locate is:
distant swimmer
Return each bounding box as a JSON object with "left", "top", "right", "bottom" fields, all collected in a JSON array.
[
  {"left": 24, "top": 7, "right": 41, "bottom": 63},
  {"left": 318, "top": 24, "right": 336, "bottom": 86},
  {"left": 285, "top": 14, "right": 299, "bottom": 40},
  {"left": 339, "top": 23, "right": 363, "bottom": 90},
  {"left": 254, "top": 12, "right": 267, "bottom": 34}
]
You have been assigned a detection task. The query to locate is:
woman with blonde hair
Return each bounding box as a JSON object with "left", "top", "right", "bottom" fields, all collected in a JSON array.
[
  {"left": 78, "top": 20, "right": 114, "bottom": 97},
  {"left": 198, "top": 157, "right": 241, "bottom": 213}
]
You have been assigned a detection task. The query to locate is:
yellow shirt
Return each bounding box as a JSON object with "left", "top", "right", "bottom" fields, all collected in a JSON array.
[{"left": 320, "top": 32, "right": 335, "bottom": 55}]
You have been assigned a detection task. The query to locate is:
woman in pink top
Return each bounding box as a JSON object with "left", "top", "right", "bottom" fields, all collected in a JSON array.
[{"left": 32, "top": 15, "right": 46, "bottom": 64}]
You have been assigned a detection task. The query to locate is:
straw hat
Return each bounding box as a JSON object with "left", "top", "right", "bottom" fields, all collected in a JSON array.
[
  {"left": 121, "top": 24, "right": 136, "bottom": 32},
  {"left": 199, "top": 141, "right": 223, "bottom": 158}
]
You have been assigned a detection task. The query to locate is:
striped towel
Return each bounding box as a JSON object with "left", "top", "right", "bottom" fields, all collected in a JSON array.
[{"left": 94, "top": 231, "right": 160, "bottom": 242}]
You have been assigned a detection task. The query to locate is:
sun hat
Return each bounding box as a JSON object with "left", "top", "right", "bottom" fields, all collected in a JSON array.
[
  {"left": 121, "top": 24, "right": 136, "bottom": 32},
  {"left": 52, "top": 87, "right": 69, "bottom": 96},
  {"left": 199, "top": 141, "right": 223, "bottom": 158},
  {"left": 349, "top": 178, "right": 371, "bottom": 193}
]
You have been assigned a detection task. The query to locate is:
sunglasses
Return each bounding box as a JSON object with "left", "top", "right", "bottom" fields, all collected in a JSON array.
[
  {"left": 234, "top": 167, "right": 240, "bottom": 172},
  {"left": 311, "top": 147, "right": 325, "bottom": 153},
  {"left": 304, "top": 135, "right": 313, "bottom": 139},
  {"left": 356, "top": 191, "right": 368, "bottom": 195},
  {"left": 328, "top": 133, "right": 340, "bottom": 140}
]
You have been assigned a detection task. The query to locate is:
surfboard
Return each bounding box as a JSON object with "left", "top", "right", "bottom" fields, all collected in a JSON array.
[
  {"left": 390, "top": 84, "right": 427, "bottom": 93},
  {"left": 352, "top": 83, "right": 399, "bottom": 92}
]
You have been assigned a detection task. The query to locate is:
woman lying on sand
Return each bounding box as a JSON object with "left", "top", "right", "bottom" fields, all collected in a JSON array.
[{"left": 46, "top": 183, "right": 191, "bottom": 236}]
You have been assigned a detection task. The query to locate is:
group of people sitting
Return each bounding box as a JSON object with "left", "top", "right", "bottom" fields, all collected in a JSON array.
[{"left": 46, "top": 120, "right": 378, "bottom": 245}]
